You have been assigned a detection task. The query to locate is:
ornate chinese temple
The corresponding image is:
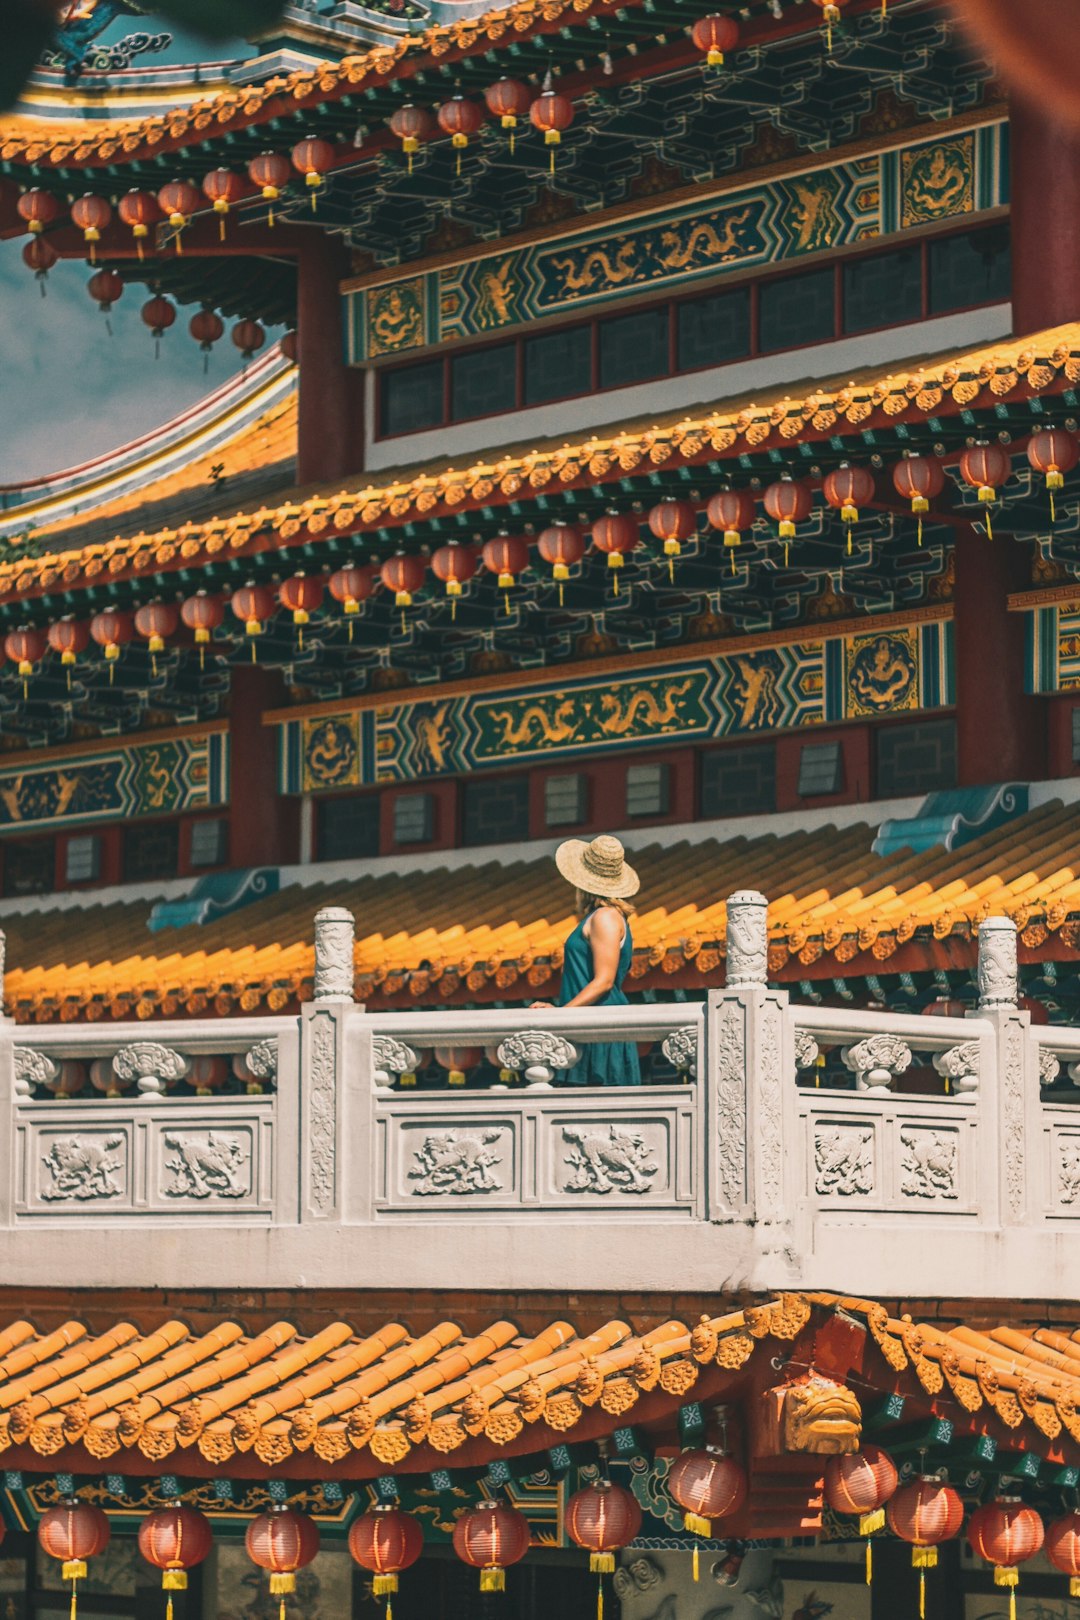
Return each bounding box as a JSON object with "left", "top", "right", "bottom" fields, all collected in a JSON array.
[{"left": 0, "top": 3, "right": 1079, "bottom": 1620}]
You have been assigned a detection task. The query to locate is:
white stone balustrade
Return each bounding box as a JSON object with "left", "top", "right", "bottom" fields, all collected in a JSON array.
[{"left": 0, "top": 908, "right": 1074, "bottom": 1299}]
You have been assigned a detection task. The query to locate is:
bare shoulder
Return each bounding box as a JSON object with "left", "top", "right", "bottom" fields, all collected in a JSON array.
[{"left": 584, "top": 906, "right": 626, "bottom": 942}]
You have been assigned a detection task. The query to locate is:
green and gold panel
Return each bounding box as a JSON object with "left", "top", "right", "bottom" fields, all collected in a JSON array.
[
  {"left": 278, "top": 619, "right": 954, "bottom": 793},
  {"left": 344, "top": 123, "right": 1006, "bottom": 362},
  {"left": 1022, "top": 599, "right": 1080, "bottom": 693},
  {"left": 0, "top": 730, "right": 228, "bottom": 834}
]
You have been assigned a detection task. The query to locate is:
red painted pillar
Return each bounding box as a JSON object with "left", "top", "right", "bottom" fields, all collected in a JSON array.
[
  {"left": 228, "top": 665, "right": 299, "bottom": 867},
  {"left": 953, "top": 524, "right": 1044, "bottom": 785},
  {"left": 1010, "top": 94, "right": 1080, "bottom": 335},
  {"left": 296, "top": 235, "right": 365, "bottom": 485}
]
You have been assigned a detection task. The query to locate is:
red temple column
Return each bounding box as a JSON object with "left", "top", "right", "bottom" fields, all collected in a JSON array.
[
  {"left": 1010, "top": 94, "right": 1080, "bottom": 335},
  {"left": 296, "top": 235, "right": 365, "bottom": 485},
  {"left": 228, "top": 665, "right": 299, "bottom": 867},
  {"left": 953, "top": 524, "right": 1044, "bottom": 785}
]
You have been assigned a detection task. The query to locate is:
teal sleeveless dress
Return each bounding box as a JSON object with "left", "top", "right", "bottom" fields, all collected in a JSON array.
[{"left": 556, "top": 912, "right": 641, "bottom": 1086}]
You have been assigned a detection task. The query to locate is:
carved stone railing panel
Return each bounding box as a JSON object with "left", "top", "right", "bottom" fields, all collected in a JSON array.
[
  {"left": 113, "top": 1042, "right": 190, "bottom": 1098},
  {"left": 14, "top": 1099, "right": 274, "bottom": 1221},
  {"left": 841, "top": 1034, "right": 912, "bottom": 1094},
  {"left": 496, "top": 1030, "right": 579, "bottom": 1091},
  {"left": 796, "top": 1093, "right": 978, "bottom": 1215}
]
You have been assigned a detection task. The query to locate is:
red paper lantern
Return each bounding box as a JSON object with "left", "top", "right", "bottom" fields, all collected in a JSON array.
[
  {"left": 202, "top": 167, "right": 246, "bottom": 238},
  {"left": 892, "top": 454, "right": 945, "bottom": 545},
  {"left": 566, "top": 1481, "right": 642, "bottom": 1572},
  {"left": 452, "top": 1500, "right": 530, "bottom": 1593},
  {"left": 482, "top": 532, "right": 530, "bottom": 611},
  {"left": 668, "top": 1448, "right": 746, "bottom": 1536},
  {"left": 824, "top": 1445, "right": 898, "bottom": 1581},
  {"left": 389, "top": 104, "right": 435, "bottom": 170},
  {"left": 119, "top": 189, "right": 161, "bottom": 258},
  {"left": 432, "top": 543, "right": 477, "bottom": 616},
  {"left": 592, "top": 511, "right": 639, "bottom": 592},
  {"left": 764, "top": 476, "right": 812, "bottom": 552},
  {"left": 87, "top": 268, "right": 124, "bottom": 314},
  {"left": 887, "top": 1475, "right": 963, "bottom": 1616},
  {"left": 381, "top": 553, "right": 426, "bottom": 608},
  {"left": 484, "top": 78, "right": 533, "bottom": 150},
  {"left": 139, "top": 1506, "right": 213, "bottom": 1620},
  {"left": 959, "top": 441, "right": 1011, "bottom": 537},
  {"left": 691, "top": 13, "right": 740, "bottom": 64},
  {"left": 1027, "top": 426, "right": 1079, "bottom": 519},
  {"left": 157, "top": 179, "right": 202, "bottom": 253},
  {"left": 22, "top": 236, "right": 57, "bottom": 290},
  {"left": 1046, "top": 1511, "right": 1080, "bottom": 1597},
  {"left": 348, "top": 1506, "right": 423, "bottom": 1600},
  {"left": 90, "top": 610, "right": 133, "bottom": 661},
  {"left": 537, "top": 522, "right": 585, "bottom": 602},
  {"left": 90, "top": 1058, "right": 127, "bottom": 1097},
  {"left": 279, "top": 575, "right": 324, "bottom": 646},
  {"left": 232, "top": 319, "right": 266, "bottom": 360},
  {"left": 141, "top": 295, "right": 176, "bottom": 347},
  {"left": 181, "top": 592, "right": 225, "bottom": 665},
  {"left": 437, "top": 95, "right": 485, "bottom": 146},
  {"left": 70, "top": 193, "right": 112, "bottom": 262},
  {"left": 187, "top": 1056, "right": 230, "bottom": 1095},
  {"left": 292, "top": 135, "right": 335, "bottom": 207},
  {"left": 648, "top": 498, "right": 697, "bottom": 577},
  {"left": 231, "top": 583, "right": 277, "bottom": 651},
  {"left": 823, "top": 462, "right": 876, "bottom": 554},
  {"left": 281, "top": 329, "right": 298, "bottom": 363},
  {"left": 248, "top": 152, "right": 291, "bottom": 224},
  {"left": 246, "top": 1510, "right": 319, "bottom": 1617},
  {"left": 189, "top": 308, "right": 224, "bottom": 363},
  {"left": 434, "top": 1046, "right": 483, "bottom": 1086},
  {"left": 706, "top": 488, "right": 756, "bottom": 565},
  {"left": 968, "top": 1500, "right": 1044, "bottom": 1603},
  {"left": 329, "top": 564, "right": 376, "bottom": 615},
  {"left": 44, "top": 1060, "right": 87, "bottom": 1098},
  {"left": 39, "top": 1502, "right": 110, "bottom": 1617},
  {"left": 530, "top": 79, "right": 574, "bottom": 156},
  {"left": 5, "top": 627, "right": 46, "bottom": 677},
  {"left": 48, "top": 617, "right": 90, "bottom": 667},
  {"left": 17, "top": 188, "right": 61, "bottom": 235},
  {"left": 134, "top": 602, "right": 179, "bottom": 656}
]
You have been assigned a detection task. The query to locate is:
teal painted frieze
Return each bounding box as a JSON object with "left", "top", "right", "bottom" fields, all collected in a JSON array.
[{"left": 0, "top": 729, "right": 228, "bottom": 833}]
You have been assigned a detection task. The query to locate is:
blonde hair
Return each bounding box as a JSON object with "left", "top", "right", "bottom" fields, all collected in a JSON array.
[{"left": 577, "top": 890, "right": 636, "bottom": 920}]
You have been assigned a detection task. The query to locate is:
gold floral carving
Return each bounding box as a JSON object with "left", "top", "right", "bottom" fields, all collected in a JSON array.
[
  {"left": 659, "top": 1359, "right": 700, "bottom": 1397},
  {"left": 370, "top": 1427, "right": 411, "bottom": 1465},
  {"left": 544, "top": 1392, "right": 583, "bottom": 1431},
  {"left": 427, "top": 1416, "right": 467, "bottom": 1453}
]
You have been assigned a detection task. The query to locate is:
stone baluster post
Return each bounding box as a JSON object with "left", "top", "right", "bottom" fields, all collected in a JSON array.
[
  {"left": 705, "top": 892, "right": 791, "bottom": 1245},
  {"left": 974, "top": 915, "right": 1032, "bottom": 1230},
  {"left": 299, "top": 907, "right": 372, "bottom": 1224}
]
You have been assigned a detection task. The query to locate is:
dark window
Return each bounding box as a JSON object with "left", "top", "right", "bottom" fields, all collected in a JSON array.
[
  {"left": 844, "top": 248, "right": 922, "bottom": 334},
  {"left": 929, "top": 224, "right": 1011, "bottom": 314},
  {"left": 626, "top": 762, "right": 670, "bottom": 818},
  {"left": 462, "top": 775, "right": 529, "bottom": 846},
  {"left": 189, "top": 817, "right": 228, "bottom": 869},
  {"left": 317, "top": 794, "right": 381, "bottom": 862},
  {"left": 1073, "top": 707, "right": 1080, "bottom": 766},
  {"left": 598, "top": 308, "right": 670, "bottom": 389},
  {"left": 760, "top": 267, "right": 835, "bottom": 352},
  {"left": 451, "top": 341, "right": 517, "bottom": 422},
  {"left": 798, "top": 741, "right": 844, "bottom": 797},
  {"left": 545, "top": 773, "right": 588, "bottom": 828},
  {"left": 524, "top": 325, "right": 592, "bottom": 405},
  {"left": 700, "top": 744, "right": 777, "bottom": 819},
  {"left": 123, "top": 822, "right": 178, "bottom": 884},
  {"left": 876, "top": 720, "right": 958, "bottom": 799},
  {"left": 394, "top": 792, "right": 434, "bottom": 845},
  {"left": 677, "top": 287, "right": 751, "bottom": 371},
  {"left": 379, "top": 358, "right": 444, "bottom": 437},
  {"left": 2, "top": 840, "right": 54, "bottom": 898},
  {"left": 66, "top": 835, "right": 101, "bottom": 884}
]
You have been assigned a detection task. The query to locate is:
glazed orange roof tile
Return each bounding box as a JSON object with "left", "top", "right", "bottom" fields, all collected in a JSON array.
[
  {"left": 4, "top": 799, "right": 1080, "bottom": 1022},
  {"left": 2, "top": 324, "right": 1078, "bottom": 608},
  {"left": 0, "top": 1293, "right": 1079, "bottom": 1476}
]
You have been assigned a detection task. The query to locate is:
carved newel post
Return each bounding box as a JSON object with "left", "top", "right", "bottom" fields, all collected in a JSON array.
[
  {"left": 725, "top": 891, "right": 768, "bottom": 987},
  {"left": 314, "top": 907, "right": 356, "bottom": 1002},
  {"left": 978, "top": 916, "right": 1018, "bottom": 1010}
]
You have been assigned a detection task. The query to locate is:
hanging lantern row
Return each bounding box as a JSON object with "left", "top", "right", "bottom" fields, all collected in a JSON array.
[
  {"left": 388, "top": 70, "right": 574, "bottom": 174},
  {"left": 29, "top": 1470, "right": 1080, "bottom": 1620}
]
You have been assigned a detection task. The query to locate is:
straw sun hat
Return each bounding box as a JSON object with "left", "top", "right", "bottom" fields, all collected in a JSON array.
[{"left": 555, "top": 834, "right": 640, "bottom": 899}]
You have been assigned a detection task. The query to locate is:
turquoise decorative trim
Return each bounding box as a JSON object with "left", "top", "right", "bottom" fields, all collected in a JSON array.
[
  {"left": 873, "top": 784, "right": 1029, "bottom": 859},
  {"left": 0, "top": 730, "right": 228, "bottom": 834},
  {"left": 148, "top": 868, "right": 279, "bottom": 933},
  {"left": 277, "top": 617, "right": 954, "bottom": 793},
  {"left": 344, "top": 123, "right": 1007, "bottom": 362}
]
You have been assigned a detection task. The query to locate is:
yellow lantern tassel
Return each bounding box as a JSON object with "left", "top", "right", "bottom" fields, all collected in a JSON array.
[
  {"left": 917, "top": 514, "right": 923, "bottom": 545},
  {"left": 668, "top": 558, "right": 674, "bottom": 583},
  {"left": 70, "top": 1581, "right": 77, "bottom": 1620},
  {"left": 1050, "top": 488, "right": 1057, "bottom": 523},
  {"left": 598, "top": 1579, "right": 603, "bottom": 1620},
  {"left": 693, "top": 1545, "right": 699, "bottom": 1583},
  {"left": 166, "top": 1600, "right": 173, "bottom": 1620},
  {"left": 865, "top": 1540, "right": 872, "bottom": 1585},
  {"left": 784, "top": 539, "right": 790, "bottom": 566},
  {"left": 559, "top": 582, "right": 565, "bottom": 606},
  {"left": 480, "top": 1568, "right": 505, "bottom": 1593},
  {"left": 919, "top": 1570, "right": 925, "bottom": 1620},
  {"left": 251, "top": 639, "right": 257, "bottom": 663},
  {"left": 985, "top": 508, "right": 994, "bottom": 541},
  {"left": 730, "top": 550, "right": 736, "bottom": 575}
]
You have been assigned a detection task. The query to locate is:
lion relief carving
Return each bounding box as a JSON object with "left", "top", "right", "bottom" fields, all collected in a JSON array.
[{"left": 779, "top": 1376, "right": 862, "bottom": 1455}]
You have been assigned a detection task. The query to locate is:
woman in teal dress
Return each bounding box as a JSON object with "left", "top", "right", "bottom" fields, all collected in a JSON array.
[{"left": 532, "top": 834, "right": 641, "bottom": 1086}]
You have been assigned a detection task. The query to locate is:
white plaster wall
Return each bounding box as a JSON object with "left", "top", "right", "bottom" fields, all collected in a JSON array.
[{"left": 362, "top": 304, "right": 1012, "bottom": 473}]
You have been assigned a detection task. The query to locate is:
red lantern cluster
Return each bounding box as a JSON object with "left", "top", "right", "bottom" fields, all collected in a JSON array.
[{"left": 453, "top": 1500, "right": 530, "bottom": 1592}]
